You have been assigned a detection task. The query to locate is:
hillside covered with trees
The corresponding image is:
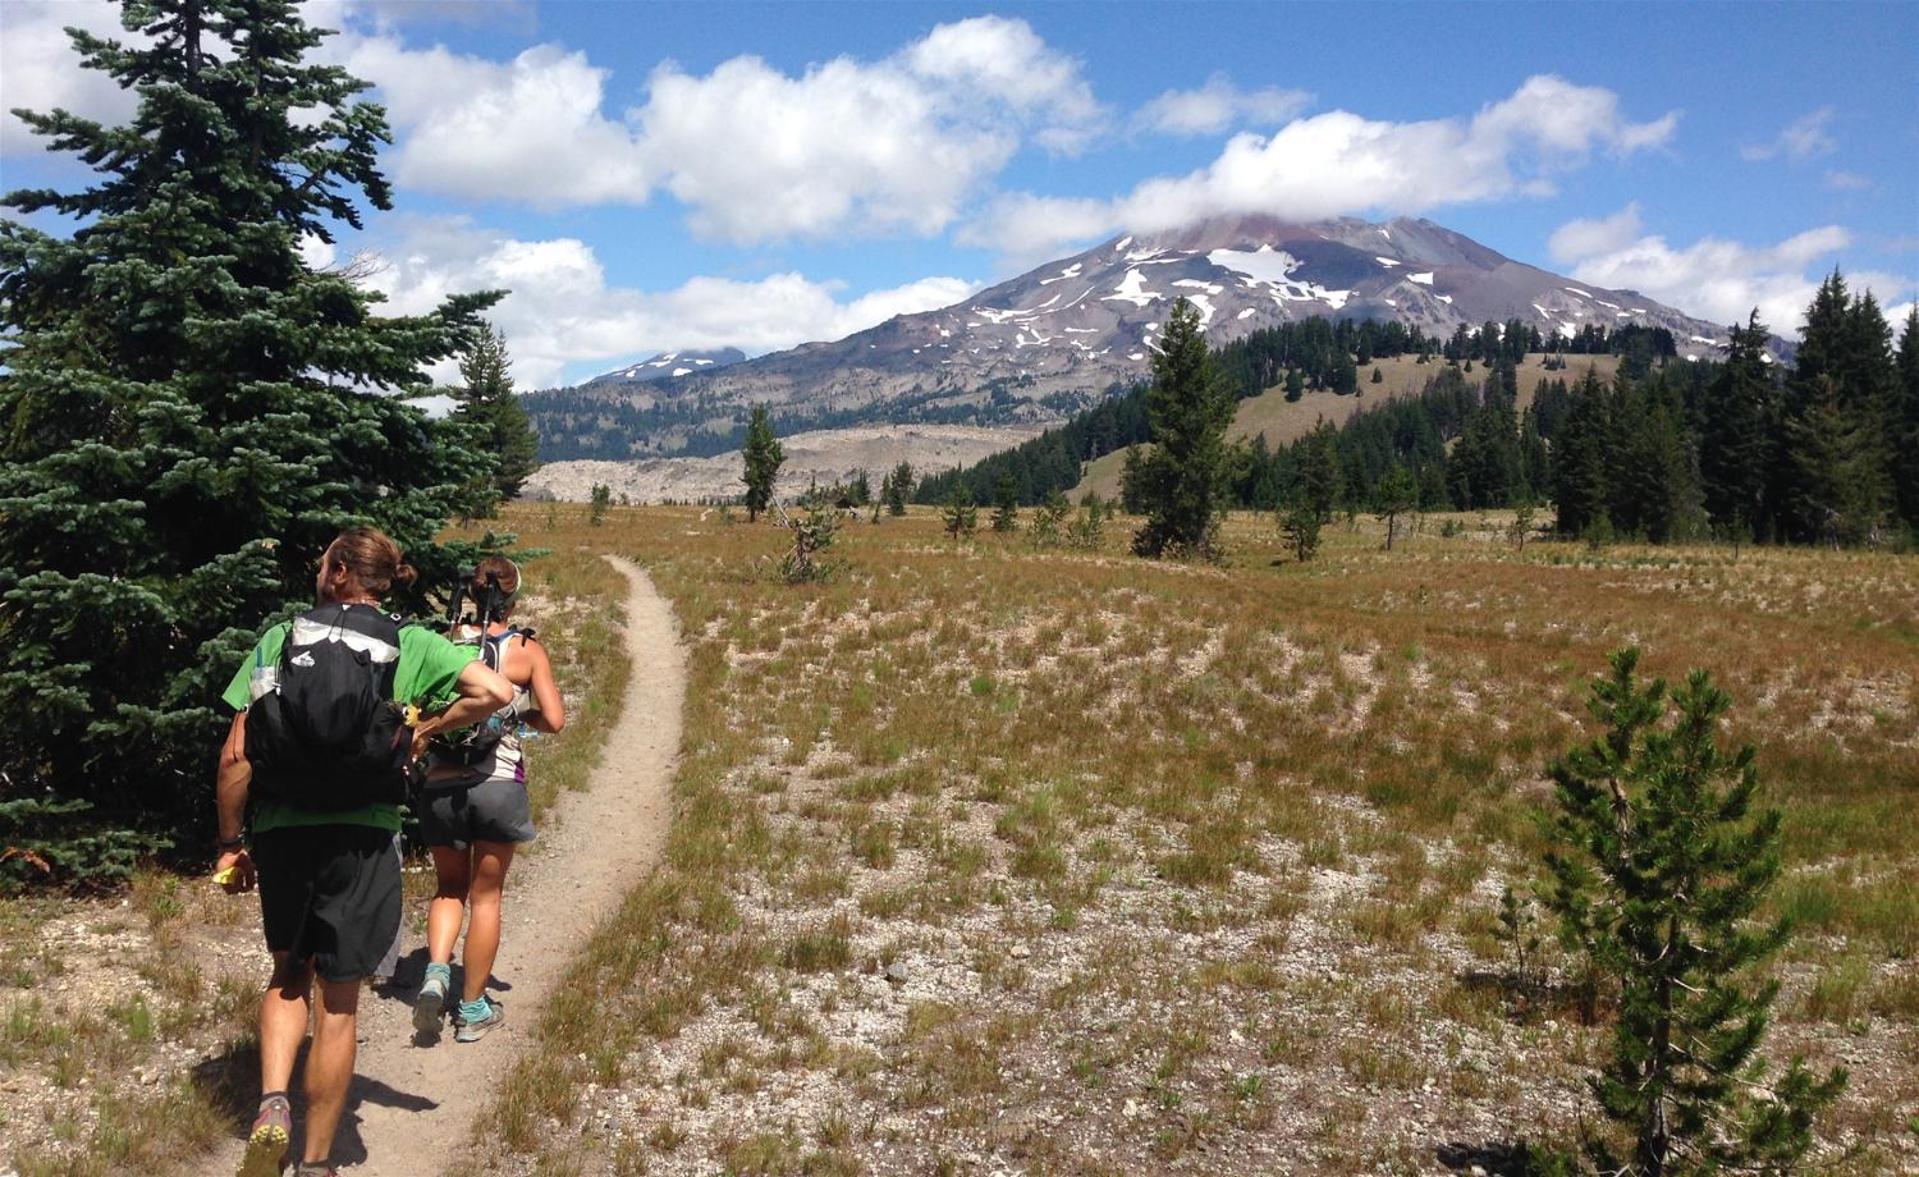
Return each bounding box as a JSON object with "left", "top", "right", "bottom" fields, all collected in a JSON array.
[{"left": 922, "top": 279, "right": 1918, "bottom": 548}]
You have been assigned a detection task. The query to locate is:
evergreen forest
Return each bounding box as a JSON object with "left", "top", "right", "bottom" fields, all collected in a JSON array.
[{"left": 921, "top": 281, "right": 1919, "bottom": 548}]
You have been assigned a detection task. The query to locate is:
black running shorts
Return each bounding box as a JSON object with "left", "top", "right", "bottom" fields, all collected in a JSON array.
[
  {"left": 253, "top": 826, "right": 402, "bottom": 982},
  {"left": 417, "top": 779, "right": 536, "bottom": 851}
]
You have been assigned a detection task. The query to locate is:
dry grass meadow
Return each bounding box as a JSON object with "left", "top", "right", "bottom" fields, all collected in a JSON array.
[{"left": 471, "top": 501, "right": 1918, "bottom": 1176}]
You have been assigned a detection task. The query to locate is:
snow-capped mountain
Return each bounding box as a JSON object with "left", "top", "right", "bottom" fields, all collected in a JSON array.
[
  {"left": 586, "top": 347, "right": 746, "bottom": 386},
  {"left": 529, "top": 216, "right": 1745, "bottom": 457}
]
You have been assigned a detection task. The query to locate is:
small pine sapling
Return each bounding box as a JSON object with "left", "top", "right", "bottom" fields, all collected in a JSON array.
[
  {"left": 589, "top": 483, "right": 612, "bottom": 526},
  {"left": 1068, "top": 491, "right": 1107, "bottom": 549},
  {"left": 1279, "top": 498, "right": 1322, "bottom": 562},
  {"left": 1509, "top": 498, "right": 1537, "bottom": 551},
  {"left": 942, "top": 485, "right": 978, "bottom": 539},
  {"left": 1542, "top": 648, "right": 1847, "bottom": 1175},
  {"left": 991, "top": 473, "right": 1020, "bottom": 534},
  {"left": 1029, "top": 491, "right": 1069, "bottom": 548},
  {"left": 779, "top": 500, "right": 840, "bottom": 584}
]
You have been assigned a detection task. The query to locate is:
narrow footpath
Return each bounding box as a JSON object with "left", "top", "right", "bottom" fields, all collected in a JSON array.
[{"left": 203, "top": 556, "right": 684, "bottom": 1175}]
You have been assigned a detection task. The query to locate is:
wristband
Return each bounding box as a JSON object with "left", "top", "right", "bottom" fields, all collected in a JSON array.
[{"left": 216, "top": 835, "right": 246, "bottom": 851}]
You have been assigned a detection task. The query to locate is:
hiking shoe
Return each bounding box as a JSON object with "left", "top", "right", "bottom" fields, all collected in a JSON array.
[
  {"left": 294, "top": 1165, "right": 338, "bottom": 1177},
  {"left": 414, "top": 966, "right": 450, "bottom": 1036},
  {"left": 238, "top": 1094, "right": 290, "bottom": 1177},
  {"left": 454, "top": 995, "right": 505, "bottom": 1043}
]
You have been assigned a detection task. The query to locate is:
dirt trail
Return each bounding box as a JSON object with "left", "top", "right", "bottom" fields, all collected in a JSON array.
[{"left": 202, "top": 556, "right": 683, "bottom": 1176}]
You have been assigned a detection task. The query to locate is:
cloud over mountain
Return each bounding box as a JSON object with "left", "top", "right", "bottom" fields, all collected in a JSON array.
[
  {"left": 350, "top": 217, "right": 975, "bottom": 386},
  {"left": 1550, "top": 213, "right": 1912, "bottom": 333},
  {"left": 966, "top": 75, "right": 1680, "bottom": 266}
]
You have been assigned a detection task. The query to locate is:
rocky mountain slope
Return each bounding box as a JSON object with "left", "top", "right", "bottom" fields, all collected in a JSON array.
[
  {"left": 583, "top": 347, "right": 745, "bottom": 387},
  {"left": 525, "top": 215, "right": 1745, "bottom": 462}
]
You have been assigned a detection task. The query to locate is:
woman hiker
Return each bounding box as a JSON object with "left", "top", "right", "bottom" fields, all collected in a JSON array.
[
  {"left": 214, "top": 527, "right": 513, "bottom": 1177},
  {"left": 414, "top": 556, "right": 567, "bottom": 1042}
]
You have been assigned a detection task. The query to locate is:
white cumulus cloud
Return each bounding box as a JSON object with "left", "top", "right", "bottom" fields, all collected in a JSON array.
[
  {"left": 1551, "top": 217, "right": 1912, "bottom": 333},
  {"left": 317, "top": 10, "right": 1101, "bottom": 242},
  {"left": 1548, "top": 202, "right": 1645, "bottom": 265},
  {"left": 0, "top": 0, "right": 141, "bottom": 154},
  {"left": 354, "top": 217, "right": 977, "bottom": 387},
  {"left": 1740, "top": 107, "right": 1836, "bottom": 163},
  {"left": 1133, "top": 74, "right": 1311, "bottom": 137},
  {"left": 966, "top": 75, "right": 1679, "bottom": 266}
]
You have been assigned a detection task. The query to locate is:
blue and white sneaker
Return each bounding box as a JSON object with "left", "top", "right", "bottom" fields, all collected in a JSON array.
[
  {"left": 454, "top": 995, "right": 505, "bottom": 1043},
  {"left": 414, "top": 963, "right": 451, "bottom": 1036}
]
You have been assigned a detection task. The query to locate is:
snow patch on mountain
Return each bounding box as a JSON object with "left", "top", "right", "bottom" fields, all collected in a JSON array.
[{"left": 1105, "top": 268, "right": 1163, "bottom": 308}]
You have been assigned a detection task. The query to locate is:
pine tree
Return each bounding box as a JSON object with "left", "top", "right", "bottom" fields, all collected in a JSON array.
[
  {"left": 0, "top": 0, "right": 498, "bottom": 883},
  {"left": 941, "top": 485, "right": 978, "bottom": 539},
  {"left": 1779, "top": 272, "right": 1896, "bottom": 544},
  {"left": 1295, "top": 419, "right": 1343, "bottom": 524},
  {"left": 1132, "top": 300, "right": 1236, "bottom": 560},
  {"left": 1542, "top": 649, "right": 1846, "bottom": 1174},
  {"left": 1698, "top": 312, "right": 1777, "bottom": 544},
  {"left": 1373, "top": 464, "right": 1417, "bottom": 551},
  {"left": 849, "top": 469, "right": 873, "bottom": 508},
  {"left": 741, "top": 404, "right": 783, "bottom": 522},
  {"left": 991, "top": 473, "right": 1020, "bottom": 533},
  {"left": 1551, "top": 370, "right": 1614, "bottom": 537},
  {"left": 886, "top": 461, "right": 913, "bottom": 516},
  {"left": 1283, "top": 367, "right": 1306, "bottom": 402},
  {"left": 453, "top": 323, "right": 539, "bottom": 506},
  {"left": 1029, "top": 490, "right": 1069, "bottom": 548},
  {"left": 1896, "top": 308, "right": 1919, "bottom": 533},
  {"left": 1068, "top": 491, "right": 1107, "bottom": 550},
  {"left": 1278, "top": 497, "right": 1322, "bottom": 562},
  {"left": 1119, "top": 444, "right": 1149, "bottom": 514},
  {"left": 1785, "top": 376, "right": 1888, "bottom": 547}
]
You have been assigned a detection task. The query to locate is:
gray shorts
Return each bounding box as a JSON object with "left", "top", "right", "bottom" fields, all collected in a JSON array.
[{"left": 417, "top": 778, "right": 536, "bottom": 850}]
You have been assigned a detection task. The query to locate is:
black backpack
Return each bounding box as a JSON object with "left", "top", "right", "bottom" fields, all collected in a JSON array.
[
  {"left": 429, "top": 625, "right": 533, "bottom": 772},
  {"left": 245, "top": 603, "right": 413, "bottom": 809}
]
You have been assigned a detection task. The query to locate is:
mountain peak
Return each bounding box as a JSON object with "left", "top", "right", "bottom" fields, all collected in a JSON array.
[{"left": 535, "top": 215, "right": 1739, "bottom": 459}]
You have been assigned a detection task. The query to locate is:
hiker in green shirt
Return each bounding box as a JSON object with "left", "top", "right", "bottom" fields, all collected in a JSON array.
[{"left": 213, "top": 528, "right": 512, "bottom": 1177}]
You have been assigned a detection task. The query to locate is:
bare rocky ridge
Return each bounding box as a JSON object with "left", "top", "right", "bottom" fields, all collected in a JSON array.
[{"left": 523, "top": 423, "right": 1044, "bottom": 504}]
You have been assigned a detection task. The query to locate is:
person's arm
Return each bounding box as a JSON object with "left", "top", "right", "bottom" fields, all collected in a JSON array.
[
  {"left": 522, "top": 638, "right": 566, "bottom": 734},
  {"left": 213, "top": 712, "right": 256, "bottom": 893},
  {"left": 411, "top": 660, "right": 513, "bottom": 755}
]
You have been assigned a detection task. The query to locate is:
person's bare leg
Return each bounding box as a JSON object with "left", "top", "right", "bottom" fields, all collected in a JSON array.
[
  {"left": 259, "top": 951, "right": 311, "bottom": 1094},
  {"left": 426, "top": 845, "right": 472, "bottom": 965},
  {"left": 300, "top": 976, "right": 361, "bottom": 1165},
  {"left": 460, "top": 841, "right": 516, "bottom": 1003}
]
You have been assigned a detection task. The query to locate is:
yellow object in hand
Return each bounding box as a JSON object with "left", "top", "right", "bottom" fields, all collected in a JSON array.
[{"left": 213, "top": 865, "right": 240, "bottom": 887}]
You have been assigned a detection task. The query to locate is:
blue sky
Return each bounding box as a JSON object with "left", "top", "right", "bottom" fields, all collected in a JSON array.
[{"left": 4, "top": 0, "right": 1914, "bottom": 386}]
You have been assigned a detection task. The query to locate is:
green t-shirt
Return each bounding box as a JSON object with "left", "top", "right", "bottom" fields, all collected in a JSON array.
[{"left": 223, "top": 621, "right": 475, "bottom": 833}]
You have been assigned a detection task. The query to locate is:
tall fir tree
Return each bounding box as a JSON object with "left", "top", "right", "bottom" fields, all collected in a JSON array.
[
  {"left": 990, "top": 472, "right": 1020, "bottom": 533},
  {"left": 1543, "top": 649, "right": 1846, "bottom": 1174},
  {"left": 1131, "top": 299, "right": 1236, "bottom": 559},
  {"left": 0, "top": 0, "right": 498, "bottom": 883},
  {"left": 1295, "top": 418, "right": 1343, "bottom": 524},
  {"left": 886, "top": 460, "right": 912, "bottom": 516},
  {"left": 1785, "top": 376, "right": 1888, "bottom": 547},
  {"left": 1698, "top": 312, "right": 1778, "bottom": 543},
  {"left": 1779, "top": 272, "right": 1895, "bottom": 543},
  {"left": 740, "top": 404, "right": 783, "bottom": 522},
  {"left": 1895, "top": 308, "right": 1919, "bottom": 532},
  {"left": 1551, "top": 369, "right": 1615, "bottom": 537},
  {"left": 453, "top": 323, "right": 539, "bottom": 507}
]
